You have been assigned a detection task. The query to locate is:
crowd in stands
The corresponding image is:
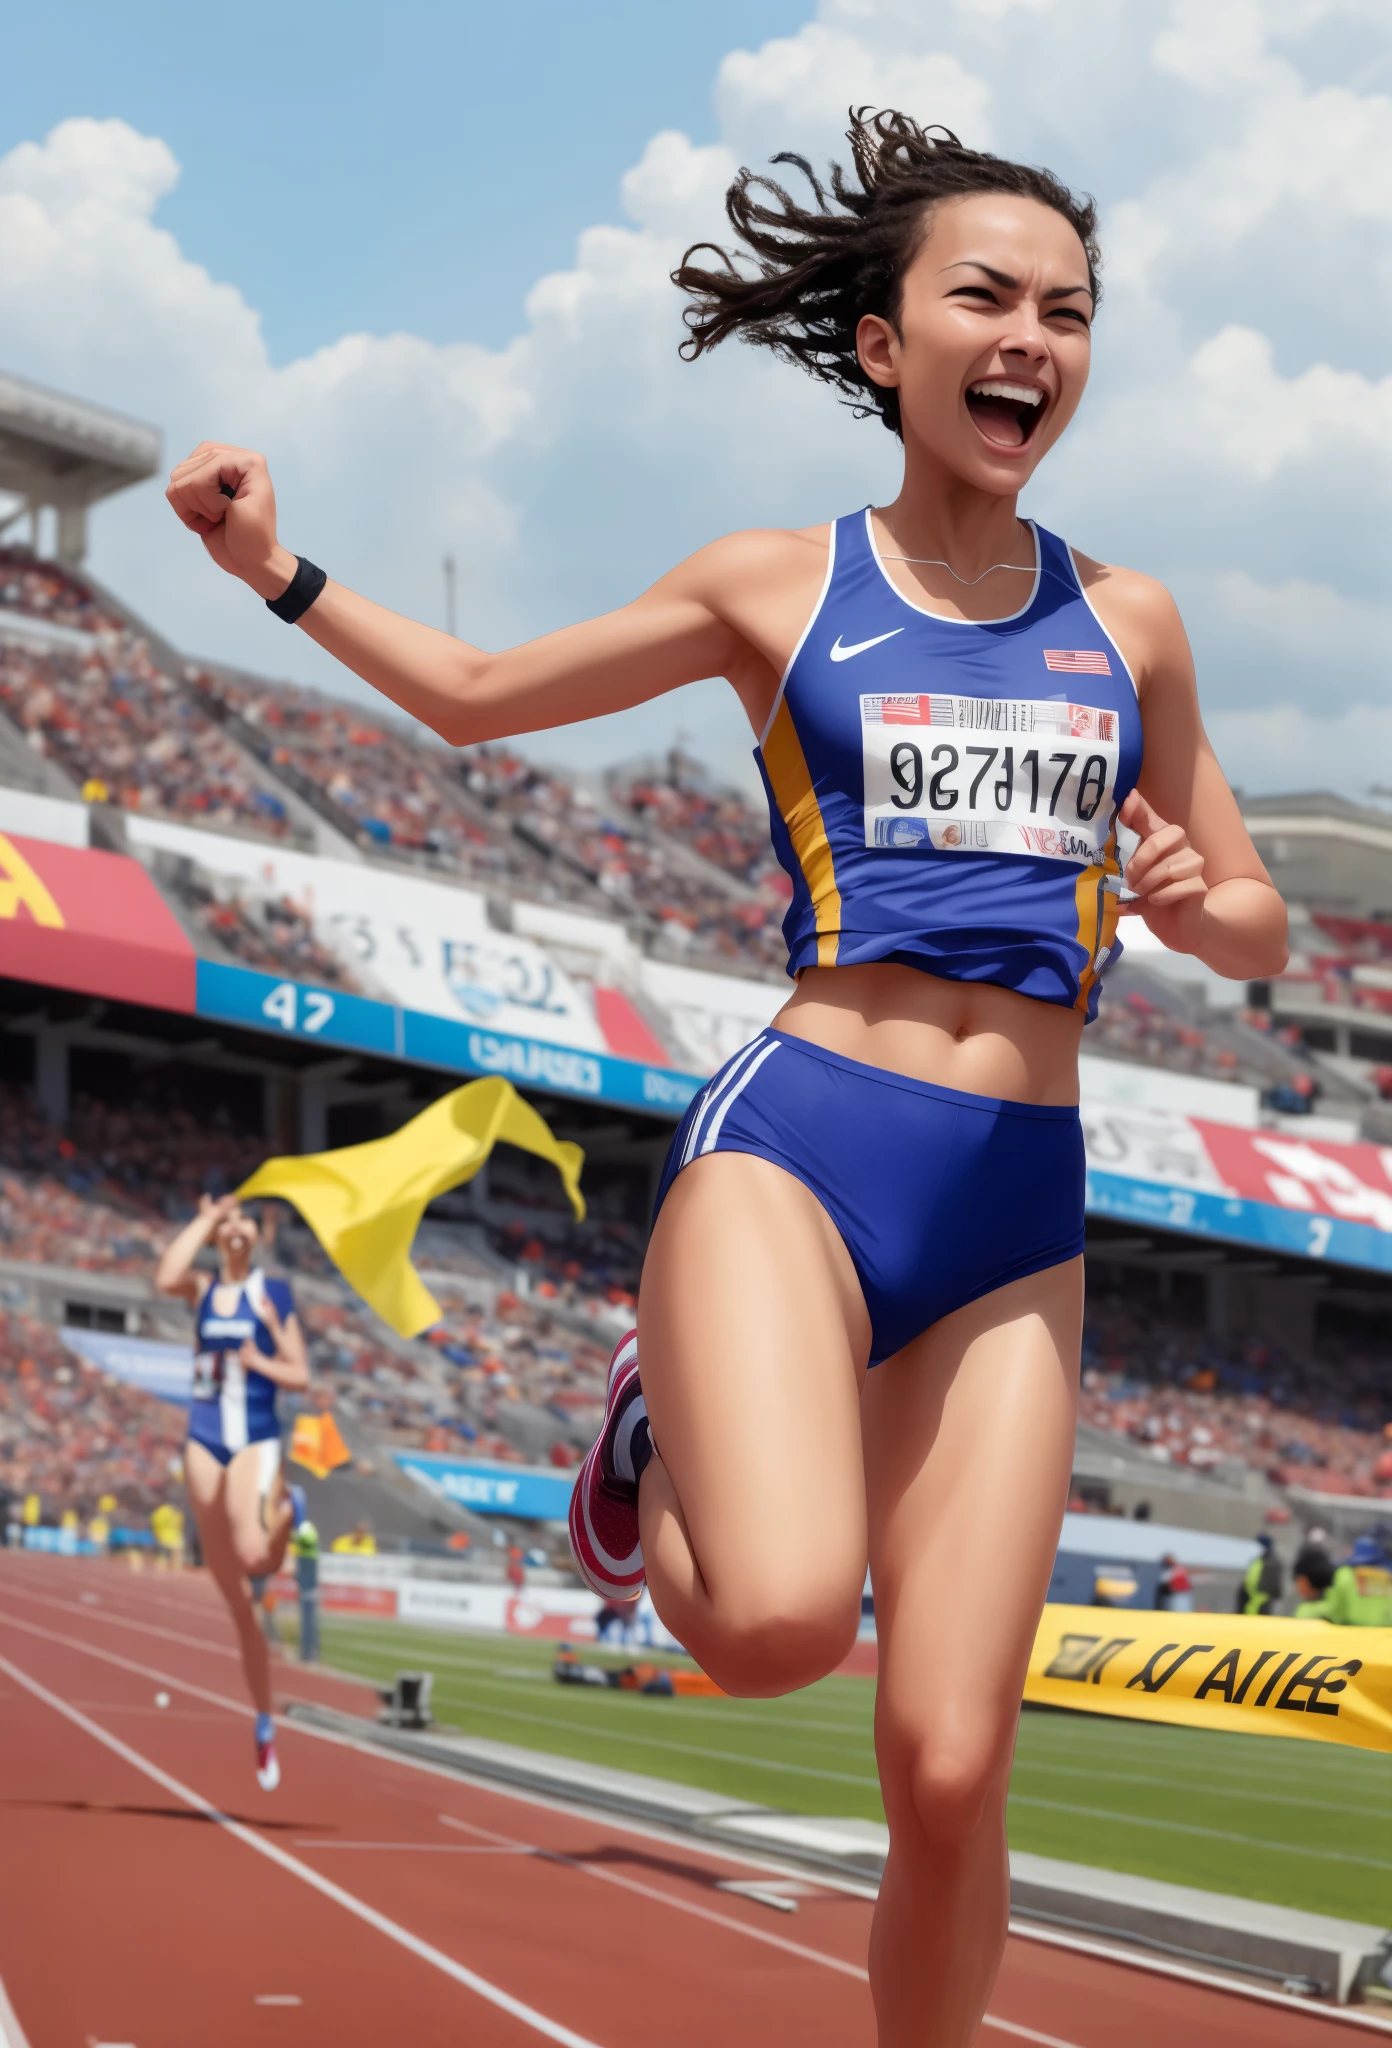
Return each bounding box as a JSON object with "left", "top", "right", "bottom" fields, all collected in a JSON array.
[
  {"left": 0, "top": 1079, "right": 614, "bottom": 1513},
  {"left": 171, "top": 871, "right": 365, "bottom": 992},
  {"left": 0, "top": 1307, "right": 183, "bottom": 1518},
  {"left": 4, "top": 1055, "right": 1392, "bottom": 1524},
  {"left": 1088, "top": 962, "right": 1328, "bottom": 1108},
  {"left": 1080, "top": 1289, "right": 1392, "bottom": 1498},
  {"left": 0, "top": 635, "right": 292, "bottom": 839},
  {"left": 0, "top": 549, "right": 123, "bottom": 636},
  {"left": 195, "top": 668, "right": 791, "bottom": 970}
]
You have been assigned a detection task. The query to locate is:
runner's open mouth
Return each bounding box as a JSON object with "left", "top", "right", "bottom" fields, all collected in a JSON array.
[{"left": 965, "top": 380, "right": 1046, "bottom": 449}]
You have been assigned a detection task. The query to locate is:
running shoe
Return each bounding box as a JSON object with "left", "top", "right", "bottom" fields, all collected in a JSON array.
[
  {"left": 568, "top": 1330, "right": 646, "bottom": 1602},
  {"left": 255, "top": 1714, "right": 280, "bottom": 1792}
]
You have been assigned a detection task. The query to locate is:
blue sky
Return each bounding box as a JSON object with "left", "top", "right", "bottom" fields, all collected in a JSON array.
[
  {"left": 0, "top": 2, "right": 1388, "bottom": 798},
  {"left": 0, "top": 2, "right": 810, "bottom": 361}
]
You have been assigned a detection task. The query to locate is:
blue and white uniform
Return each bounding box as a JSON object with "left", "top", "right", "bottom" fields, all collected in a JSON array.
[
  {"left": 187, "top": 1269, "right": 295, "bottom": 1467},
  {"left": 654, "top": 511, "right": 1143, "bottom": 1364}
]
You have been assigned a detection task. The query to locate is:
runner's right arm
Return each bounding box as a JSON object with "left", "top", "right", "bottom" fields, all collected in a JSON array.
[
  {"left": 154, "top": 1194, "right": 233, "bottom": 1302},
  {"left": 165, "top": 443, "right": 827, "bottom": 744}
]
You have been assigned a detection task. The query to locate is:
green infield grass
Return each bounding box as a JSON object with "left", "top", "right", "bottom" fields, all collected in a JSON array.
[{"left": 320, "top": 1617, "right": 1392, "bottom": 1925}]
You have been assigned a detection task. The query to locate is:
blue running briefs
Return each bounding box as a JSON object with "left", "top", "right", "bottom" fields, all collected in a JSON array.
[{"left": 654, "top": 1029, "right": 1085, "bottom": 1367}]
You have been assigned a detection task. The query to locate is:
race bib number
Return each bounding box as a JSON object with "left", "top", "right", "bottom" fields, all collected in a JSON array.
[
  {"left": 861, "top": 694, "right": 1119, "bottom": 863},
  {"left": 190, "top": 1350, "right": 224, "bottom": 1402}
]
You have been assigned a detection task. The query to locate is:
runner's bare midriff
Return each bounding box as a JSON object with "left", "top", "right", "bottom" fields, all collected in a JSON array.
[{"left": 776, "top": 961, "right": 1085, "bottom": 1106}]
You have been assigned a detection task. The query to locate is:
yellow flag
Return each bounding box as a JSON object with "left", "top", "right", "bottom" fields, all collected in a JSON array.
[{"left": 238, "top": 1076, "right": 584, "bottom": 1338}]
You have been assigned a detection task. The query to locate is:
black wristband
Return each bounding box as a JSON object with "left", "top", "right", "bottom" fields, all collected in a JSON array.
[{"left": 266, "top": 556, "right": 327, "bottom": 625}]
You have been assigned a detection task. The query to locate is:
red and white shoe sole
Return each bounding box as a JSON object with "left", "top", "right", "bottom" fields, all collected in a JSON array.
[{"left": 568, "top": 1330, "right": 645, "bottom": 1602}]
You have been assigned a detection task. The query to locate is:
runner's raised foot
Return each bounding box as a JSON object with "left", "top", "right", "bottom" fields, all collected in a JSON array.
[{"left": 568, "top": 1330, "right": 651, "bottom": 1602}]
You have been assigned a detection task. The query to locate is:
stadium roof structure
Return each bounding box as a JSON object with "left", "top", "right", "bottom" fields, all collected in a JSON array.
[
  {"left": 0, "top": 369, "right": 161, "bottom": 566},
  {"left": 1242, "top": 792, "right": 1392, "bottom": 920}
]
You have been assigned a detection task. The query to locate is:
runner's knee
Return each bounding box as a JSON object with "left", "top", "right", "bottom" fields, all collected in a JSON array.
[
  {"left": 877, "top": 1709, "right": 1012, "bottom": 1851},
  {"left": 696, "top": 1576, "right": 861, "bottom": 1698}
]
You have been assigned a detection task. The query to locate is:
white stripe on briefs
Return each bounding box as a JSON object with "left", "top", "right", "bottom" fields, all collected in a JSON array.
[
  {"left": 699, "top": 1038, "right": 781, "bottom": 1156},
  {"left": 680, "top": 1034, "right": 770, "bottom": 1168}
]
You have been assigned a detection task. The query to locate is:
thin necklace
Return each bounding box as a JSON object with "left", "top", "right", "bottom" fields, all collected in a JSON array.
[
  {"left": 880, "top": 554, "right": 1034, "bottom": 585},
  {"left": 879, "top": 520, "right": 1035, "bottom": 586}
]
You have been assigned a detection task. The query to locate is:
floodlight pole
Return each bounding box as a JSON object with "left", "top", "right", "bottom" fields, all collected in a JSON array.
[{"left": 443, "top": 555, "right": 457, "bottom": 638}]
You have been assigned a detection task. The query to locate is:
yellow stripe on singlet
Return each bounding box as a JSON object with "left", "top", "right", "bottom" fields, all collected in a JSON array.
[
  {"left": 761, "top": 699, "right": 841, "bottom": 968},
  {"left": 1073, "top": 827, "right": 1123, "bottom": 1012}
]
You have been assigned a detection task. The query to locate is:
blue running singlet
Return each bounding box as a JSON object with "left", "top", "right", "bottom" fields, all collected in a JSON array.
[
  {"left": 187, "top": 1269, "right": 294, "bottom": 1466},
  {"left": 755, "top": 510, "right": 1144, "bottom": 1021}
]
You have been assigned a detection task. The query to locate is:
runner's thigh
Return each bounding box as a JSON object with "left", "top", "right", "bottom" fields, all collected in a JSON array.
[
  {"left": 862, "top": 1257, "right": 1083, "bottom": 1796},
  {"left": 639, "top": 1150, "right": 871, "bottom": 1615},
  {"left": 224, "top": 1441, "right": 277, "bottom": 1551}
]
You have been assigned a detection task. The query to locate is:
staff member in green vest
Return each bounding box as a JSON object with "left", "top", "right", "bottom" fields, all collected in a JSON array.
[
  {"left": 290, "top": 1515, "right": 321, "bottom": 1662},
  {"left": 1237, "top": 1532, "right": 1283, "bottom": 1617},
  {"left": 1297, "top": 1534, "right": 1392, "bottom": 1626}
]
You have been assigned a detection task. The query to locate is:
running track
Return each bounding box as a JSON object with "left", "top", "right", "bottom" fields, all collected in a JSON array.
[{"left": 0, "top": 1553, "right": 1384, "bottom": 2048}]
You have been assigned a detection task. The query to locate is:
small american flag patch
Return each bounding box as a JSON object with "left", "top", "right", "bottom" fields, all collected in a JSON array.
[{"left": 1044, "top": 649, "right": 1112, "bottom": 676}]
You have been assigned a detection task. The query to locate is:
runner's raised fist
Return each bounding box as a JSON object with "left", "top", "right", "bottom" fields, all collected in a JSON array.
[{"left": 165, "top": 443, "right": 297, "bottom": 601}]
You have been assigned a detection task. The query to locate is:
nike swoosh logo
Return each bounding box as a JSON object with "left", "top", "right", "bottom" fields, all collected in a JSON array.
[{"left": 828, "top": 630, "right": 904, "bottom": 662}]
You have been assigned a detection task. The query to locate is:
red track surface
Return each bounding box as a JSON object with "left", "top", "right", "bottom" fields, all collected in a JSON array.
[{"left": 0, "top": 1551, "right": 1382, "bottom": 2048}]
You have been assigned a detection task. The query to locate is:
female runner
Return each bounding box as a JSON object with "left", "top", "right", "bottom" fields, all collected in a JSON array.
[
  {"left": 155, "top": 1194, "right": 307, "bottom": 1791},
  {"left": 167, "top": 114, "right": 1287, "bottom": 2044}
]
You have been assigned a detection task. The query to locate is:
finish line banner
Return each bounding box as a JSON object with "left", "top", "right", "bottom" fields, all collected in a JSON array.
[{"left": 1026, "top": 1604, "right": 1392, "bottom": 1754}]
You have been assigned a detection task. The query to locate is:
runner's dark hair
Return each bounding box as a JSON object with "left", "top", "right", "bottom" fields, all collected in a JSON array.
[{"left": 672, "top": 108, "right": 1101, "bottom": 438}]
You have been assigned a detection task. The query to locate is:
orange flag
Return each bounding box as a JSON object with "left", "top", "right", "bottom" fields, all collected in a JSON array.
[{"left": 289, "top": 1411, "right": 352, "bottom": 1481}]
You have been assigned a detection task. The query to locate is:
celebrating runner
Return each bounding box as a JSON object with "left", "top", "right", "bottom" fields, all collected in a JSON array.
[
  {"left": 155, "top": 1196, "right": 307, "bottom": 1792},
  {"left": 166, "top": 112, "right": 1287, "bottom": 2045}
]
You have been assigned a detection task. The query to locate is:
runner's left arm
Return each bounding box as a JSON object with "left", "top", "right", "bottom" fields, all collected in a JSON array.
[
  {"left": 242, "top": 1289, "right": 309, "bottom": 1391},
  {"left": 1089, "top": 565, "right": 1287, "bottom": 980}
]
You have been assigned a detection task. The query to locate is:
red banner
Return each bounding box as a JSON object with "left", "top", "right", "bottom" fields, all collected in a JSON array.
[
  {"left": 0, "top": 832, "right": 195, "bottom": 1011},
  {"left": 1195, "top": 1119, "right": 1392, "bottom": 1235}
]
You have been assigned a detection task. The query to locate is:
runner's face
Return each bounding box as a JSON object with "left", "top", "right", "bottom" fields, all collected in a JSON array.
[
  {"left": 215, "top": 1208, "right": 258, "bottom": 1265},
  {"left": 857, "top": 193, "right": 1093, "bottom": 493}
]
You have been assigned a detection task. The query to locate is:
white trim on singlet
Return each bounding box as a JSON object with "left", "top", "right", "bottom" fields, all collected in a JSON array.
[
  {"left": 757, "top": 524, "right": 839, "bottom": 749},
  {"left": 680, "top": 1034, "right": 771, "bottom": 1168},
  {"left": 863, "top": 508, "right": 1043, "bottom": 627},
  {"left": 1067, "top": 543, "right": 1140, "bottom": 702},
  {"left": 699, "top": 1038, "right": 781, "bottom": 1155}
]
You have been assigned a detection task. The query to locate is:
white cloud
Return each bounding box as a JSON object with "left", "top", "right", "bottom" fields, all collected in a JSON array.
[
  {"left": 1208, "top": 704, "right": 1392, "bottom": 799},
  {"left": 715, "top": 23, "right": 993, "bottom": 157},
  {"left": 0, "top": 1, "right": 1386, "bottom": 806}
]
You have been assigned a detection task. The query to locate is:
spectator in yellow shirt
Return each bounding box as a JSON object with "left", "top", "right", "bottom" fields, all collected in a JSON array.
[{"left": 330, "top": 1520, "right": 377, "bottom": 1556}]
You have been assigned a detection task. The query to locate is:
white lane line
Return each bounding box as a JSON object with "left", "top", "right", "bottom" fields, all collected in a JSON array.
[
  {"left": 983, "top": 2023, "right": 1083, "bottom": 2048},
  {"left": 437, "top": 1812, "right": 871, "bottom": 1984},
  {"left": 1010, "top": 1792, "right": 1392, "bottom": 1873},
  {"left": 0, "top": 1609, "right": 258, "bottom": 1719},
  {"left": 0, "top": 1650, "right": 604, "bottom": 2048},
  {"left": 0, "top": 1605, "right": 873, "bottom": 1910},
  {"left": 254, "top": 1997, "right": 302, "bottom": 2006},
  {"left": 0, "top": 1970, "right": 33, "bottom": 2048},
  {"left": 295, "top": 1842, "right": 534, "bottom": 1854},
  {"left": 11, "top": 1597, "right": 1373, "bottom": 2038},
  {"left": 1014, "top": 1756, "right": 1392, "bottom": 1825},
  {"left": 0, "top": 1581, "right": 241, "bottom": 1660}
]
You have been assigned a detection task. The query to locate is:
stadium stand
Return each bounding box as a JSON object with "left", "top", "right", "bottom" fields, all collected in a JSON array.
[
  {"left": 190, "top": 665, "right": 789, "bottom": 970},
  {"left": 4, "top": 489, "right": 1392, "bottom": 1540},
  {"left": 0, "top": 548, "right": 124, "bottom": 635},
  {"left": 0, "top": 1077, "right": 615, "bottom": 1515},
  {"left": 5, "top": 1067, "right": 1391, "bottom": 1527},
  {"left": 0, "top": 1309, "right": 184, "bottom": 1519},
  {"left": 1081, "top": 1278, "right": 1392, "bottom": 1500},
  {"left": 0, "top": 628, "right": 294, "bottom": 839}
]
